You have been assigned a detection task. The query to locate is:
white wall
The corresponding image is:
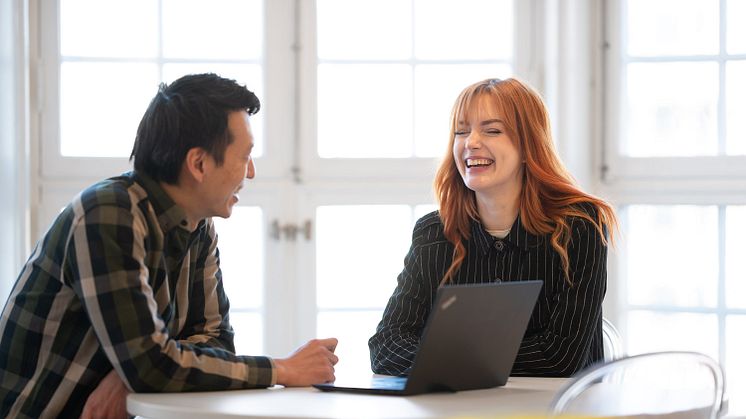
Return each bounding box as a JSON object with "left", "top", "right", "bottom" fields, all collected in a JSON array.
[{"left": 0, "top": 0, "right": 29, "bottom": 302}]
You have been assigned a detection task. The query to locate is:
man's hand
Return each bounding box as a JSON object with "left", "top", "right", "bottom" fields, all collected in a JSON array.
[
  {"left": 274, "top": 337, "right": 339, "bottom": 386},
  {"left": 81, "top": 369, "right": 130, "bottom": 419}
]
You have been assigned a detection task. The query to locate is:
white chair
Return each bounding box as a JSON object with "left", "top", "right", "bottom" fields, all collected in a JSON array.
[
  {"left": 549, "top": 351, "right": 726, "bottom": 419},
  {"left": 601, "top": 317, "right": 624, "bottom": 362}
]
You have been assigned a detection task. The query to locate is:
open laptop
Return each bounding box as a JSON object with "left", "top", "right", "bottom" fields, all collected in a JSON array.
[{"left": 313, "top": 280, "right": 543, "bottom": 396}]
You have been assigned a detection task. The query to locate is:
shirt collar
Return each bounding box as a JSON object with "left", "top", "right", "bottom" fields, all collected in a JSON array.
[
  {"left": 472, "top": 214, "right": 544, "bottom": 254},
  {"left": 130, "top": 170, "right": 201, "bottom": 234}
]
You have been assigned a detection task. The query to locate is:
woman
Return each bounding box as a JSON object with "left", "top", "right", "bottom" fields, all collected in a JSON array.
[{"left": 368, "top": 78, "right": 617, "bottom": 377}]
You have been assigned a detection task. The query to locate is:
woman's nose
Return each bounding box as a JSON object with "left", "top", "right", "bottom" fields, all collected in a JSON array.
[{"left": 465, "top": 132, "right": 482, "bottom": 149}]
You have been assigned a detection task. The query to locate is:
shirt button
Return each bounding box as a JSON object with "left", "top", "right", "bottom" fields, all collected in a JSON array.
[{"left": 494, "top": 240, "right": 505, "bottom": 251}]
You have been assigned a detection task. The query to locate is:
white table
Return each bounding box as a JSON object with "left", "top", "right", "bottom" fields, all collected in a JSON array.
[{"left": 127, "top": 376, "right": 567, "bottom": 419}]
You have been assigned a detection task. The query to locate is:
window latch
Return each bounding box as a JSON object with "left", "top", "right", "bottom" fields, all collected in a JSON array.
[{"left": 270, "top": 219, "right": 312, "bottom": 242}]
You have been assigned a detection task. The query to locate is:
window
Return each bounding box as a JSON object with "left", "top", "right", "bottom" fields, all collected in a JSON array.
[
  {"left": 604, "top": 0, "right": 746, "bottom": 415},
  {"left": 605, "top": 0, "right": 746, "bottom": 178},
  {"left": 306, "top": 0, "right": 515, "bottom": 371},
  {"left": 315, "top": 203, "right": 437, "bottom": 370},
  {"left": 36, "top": 0, "right": 523, "bottom": 372},
  {"left": 213, "top": 207, "right": 264, "bottom": 355},
  {"left": 300, "top": 0, "right": 517, "bottom": 180},
  {"left": 314, "top": 0, "right": 512, "bottom": 159},
  {"left": 44, "top": 0, "right": 265, "bottom": 176}
]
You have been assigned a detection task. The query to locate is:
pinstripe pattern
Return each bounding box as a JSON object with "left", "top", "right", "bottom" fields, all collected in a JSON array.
[
  {"left": 369, "top": 206, "right": 607, "bottom": 378},
  {"left": 0, "top": 171, "right": 272, "bottom": 419}
]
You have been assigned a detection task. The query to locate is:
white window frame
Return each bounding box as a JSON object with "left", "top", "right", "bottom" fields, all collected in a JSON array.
[
  {"left": 599, "top": 0, "right": 746, "bottom": 393},
  {"left": 290, "top": 0, "right": 555, "bottom": 353},
  {"left": 295, "top": 0, "right": 543, "bottom": 184},
  {"left": 602, "top": 0, "right": 746, "bottom": 186},
  {"left": 1, "top": 0, "right": 31, "bottom": 303},
  {"left": 294, "top": 181, "right": 436, "bottom": 339},
  {"left": 36, "top": 0, "right": 294, "bottom": 185},
  {"left": 33, "top": 0, "right": 550, "bottom": 217},
  {"left": 38, "top": 0, "right": 137, "bottom": 180},
  {"left": 28, "top": 0, "right": 570, "bottom": 359}
]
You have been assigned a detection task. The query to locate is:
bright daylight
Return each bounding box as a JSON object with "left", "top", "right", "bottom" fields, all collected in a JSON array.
[{"left": 0, "top": 0, "right": 744, "bottom": 418}]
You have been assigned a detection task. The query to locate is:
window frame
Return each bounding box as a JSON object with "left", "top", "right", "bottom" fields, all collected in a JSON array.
[
  {"left": 30, "top": 0, "right": 566, "bottom": 360},
  {"left": 295, "top": 181, "right": 437, "bottom": 371},
  {"left": 1, "top": 0, "right": 31, "bottom": 301},
  {"left": 295, "top": 0, "right": 540, "bottom": 183},
  {"left": 600, "top": 1, "right": 746, "bottom": 406},
  {"left": 37, "top": 0, "right": 294, "bottom": 183},
  {"left": 602, "top": 0, "right": 746, "bottom": 184}
]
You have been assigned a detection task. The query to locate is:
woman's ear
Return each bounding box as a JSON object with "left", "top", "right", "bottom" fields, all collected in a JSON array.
[{"left": 183, "top": 147, "right": 209, "bottom": 182}]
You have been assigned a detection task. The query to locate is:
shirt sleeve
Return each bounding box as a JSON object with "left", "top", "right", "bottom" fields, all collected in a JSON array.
[
  {"left": 65, "top": 203, "right": 274, "bottom": 392},
  {"left": 512, "top": 216, "right": 607, "bottom": 376},
  {"left": 368, "top": 223, "right": 435, "bottom": 376}
]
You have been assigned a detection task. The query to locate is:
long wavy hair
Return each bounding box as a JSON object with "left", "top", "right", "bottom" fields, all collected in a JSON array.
[{"left": 434, "top": 78, "right": 617, "bottom": 285}]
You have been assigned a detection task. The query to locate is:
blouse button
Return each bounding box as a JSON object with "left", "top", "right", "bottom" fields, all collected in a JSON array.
[{"left": 494, "top": 240, "right": 505, "bottom": 251}]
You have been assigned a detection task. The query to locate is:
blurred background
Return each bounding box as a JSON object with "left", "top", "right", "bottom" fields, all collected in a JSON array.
[{"left": 1, "top": 0, "right": 744, "bottom": 415}]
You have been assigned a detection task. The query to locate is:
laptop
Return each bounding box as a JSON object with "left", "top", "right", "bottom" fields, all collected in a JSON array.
[{"left": 313, "top": 280, "right": 543, "bottom": 396}]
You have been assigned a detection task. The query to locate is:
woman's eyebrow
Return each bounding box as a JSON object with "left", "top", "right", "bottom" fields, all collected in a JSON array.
[{"left": 480, "top": 118, "right": 504, "bottom": 126}]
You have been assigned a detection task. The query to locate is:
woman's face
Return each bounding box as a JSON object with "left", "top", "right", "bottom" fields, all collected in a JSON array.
[{"left": 452, "top": 94, "right": 523, "bottom": 199}]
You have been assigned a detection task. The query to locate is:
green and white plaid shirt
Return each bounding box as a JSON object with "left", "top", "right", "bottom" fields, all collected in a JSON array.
[{"left": 0, "top": 171, "right": 274, "bottom": 418}]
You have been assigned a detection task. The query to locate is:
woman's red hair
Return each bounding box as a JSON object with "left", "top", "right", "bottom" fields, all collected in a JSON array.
[{"left": 434, "top": 78, "right": 617, "bottom": 285}]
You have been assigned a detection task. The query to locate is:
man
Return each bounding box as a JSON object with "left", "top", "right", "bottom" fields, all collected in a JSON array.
[{"left": 0, "top": 73, "right": 338, "bottom": 418}]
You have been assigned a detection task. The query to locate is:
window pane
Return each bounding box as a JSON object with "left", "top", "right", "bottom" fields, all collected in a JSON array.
[
  {"left": 627, "top": 311, "right": 718, "bottom": 359},
  {"left": 316, "top": 0, "right": 411, "bottom": 60},
  {"left": 726, "top": 206, "right": 746, "bottom": 308},
  {"left": 624, "top": 62, "right": 718, "bottom": 157},
  {"left": 317, "top": 310, "right": 382, "bottom": 375},
  {"left": 316, "top": 205, "right": 412, "bottom": 308},
  {"left": 212, "top": 206, "right": 263, "bottom": 309},
  {"left": 60, "top": 62, "right": 158, "bottom": 157},
  {"left": 727, "top": 0, "right": 746, "bottom": 54},
  {"left": 230, "top": 311, "right": 263, "bottom": 356},
  {"left": 317, "top": 64, "right": 412, "bottom": 158},
  {"left": 414, "top": 64, "right": 512, "bottom": 157},
  {"left": 162, "top": 63, "right": 265, "bottom": 158},
  {"left": 161, "top": 0, "right": 263, "bottom": 60},
  {"left": 625, "top": 0, "right": 718, "bottom": 56},
  {"left": 626, "top": 205, "right": 718, "bottom": 307},
  {"left": 414, "top": 0, "right": 513, "bottom": 60},
  {"left": 726, "top": 315, "right": 746, "bottom": 416},
  {"left": 60, "top": 0, "right": 158, "bottom": 58},
  {"left": 726, "top": 61, "right": 746, "bottom": 155}
]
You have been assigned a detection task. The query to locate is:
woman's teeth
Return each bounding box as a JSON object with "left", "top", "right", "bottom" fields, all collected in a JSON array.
[{"left": 466, "top": 158, "right": 493, "bottom": 168}]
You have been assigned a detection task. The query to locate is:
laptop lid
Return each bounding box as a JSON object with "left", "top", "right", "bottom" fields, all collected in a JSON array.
[{"left": 313, "top": 280, "right": 543, "bottom": 396}]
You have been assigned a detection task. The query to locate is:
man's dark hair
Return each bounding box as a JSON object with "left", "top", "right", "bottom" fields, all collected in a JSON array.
[{"left": 130, "top": 73, "right": 260, "bottom": 184}]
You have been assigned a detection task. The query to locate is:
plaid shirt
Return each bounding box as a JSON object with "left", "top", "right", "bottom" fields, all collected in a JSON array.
[{"left": 0, "top": 171, "right": 274, "bottom": 419}]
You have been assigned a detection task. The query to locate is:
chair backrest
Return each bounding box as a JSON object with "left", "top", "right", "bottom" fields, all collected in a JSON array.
[
  {"left": 549, "top": 351, "right": 725, "bottom": 419},
  {"left": 601, "top": 317, "right": 624, "bottom": 362}
]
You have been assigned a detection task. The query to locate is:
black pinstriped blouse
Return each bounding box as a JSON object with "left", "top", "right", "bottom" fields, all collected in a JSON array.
[{"left": 369, "top": 205, "right": 607, "bottom": 377}]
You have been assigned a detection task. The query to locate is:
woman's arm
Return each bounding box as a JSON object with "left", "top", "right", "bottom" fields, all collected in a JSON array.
[{"left": 512, "top": 215, "right": 607, "bottom": 376}]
